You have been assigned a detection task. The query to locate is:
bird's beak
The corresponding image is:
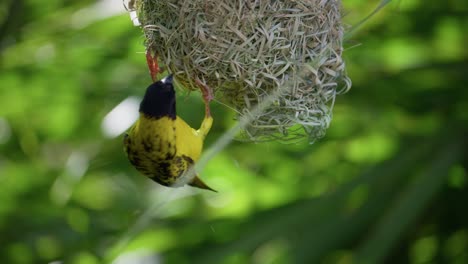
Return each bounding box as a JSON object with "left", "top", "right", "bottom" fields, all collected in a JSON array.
[{"left": 163, "top": 74, "right": 173, "bottom": 85}]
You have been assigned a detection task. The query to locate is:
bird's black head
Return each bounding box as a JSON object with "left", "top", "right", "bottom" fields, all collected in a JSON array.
[{"left": 139, "top": 75, "right": 176, "bottom": 119}]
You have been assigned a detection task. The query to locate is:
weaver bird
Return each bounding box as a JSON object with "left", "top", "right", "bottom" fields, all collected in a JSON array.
[{"left": 124, "top": 51, "right": 215, "bottom": 191}]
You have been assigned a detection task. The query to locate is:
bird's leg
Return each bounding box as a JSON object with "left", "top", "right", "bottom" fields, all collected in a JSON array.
[
  {"left": 195, "top": 78, "right": 213, "bottom": 138},
  {"left": 195, "top": 78, "right": 213, "bottom": 117},
  {"left": 146, "top": 47, "right": 160, "bottom": 82}
]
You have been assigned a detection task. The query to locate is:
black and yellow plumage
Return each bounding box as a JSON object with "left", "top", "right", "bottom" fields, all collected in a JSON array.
[{"left": 123, "top": 75, "right": 215, "bottom": 191}]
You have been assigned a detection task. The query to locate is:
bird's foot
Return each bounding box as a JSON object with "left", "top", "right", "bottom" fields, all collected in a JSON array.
[
  {"left": 146, "top": 48, "right": 161, "bottom": 82},
  {"left": 195, "top": 78, "right": 213, "bottom": 117},
  {"left": 195, "top": 78, "right": 214, "bottom": 102}
]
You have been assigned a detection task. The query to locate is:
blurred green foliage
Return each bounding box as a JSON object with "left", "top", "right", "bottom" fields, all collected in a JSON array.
[{"left": 0, "top": 0, "right": 467, "bottom": 263}]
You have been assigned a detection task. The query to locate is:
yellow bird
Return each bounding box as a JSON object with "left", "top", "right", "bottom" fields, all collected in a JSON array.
[{"left": 123, "top": 74, "right": 216, "bottom": 192}]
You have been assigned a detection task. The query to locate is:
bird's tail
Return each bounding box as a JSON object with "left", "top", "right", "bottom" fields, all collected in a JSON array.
[{"left": 189, "top": 176, "right": 217, "bottom": 192}]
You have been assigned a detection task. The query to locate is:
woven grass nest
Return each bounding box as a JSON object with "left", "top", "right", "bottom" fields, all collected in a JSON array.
[{"left": 129, "top": 0, "right": 351, "bottom": 143}]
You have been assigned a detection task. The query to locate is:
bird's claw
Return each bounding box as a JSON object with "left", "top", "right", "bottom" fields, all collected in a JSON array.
[{"left": 146, "top": 48, "right": 161, "bottom": 82}]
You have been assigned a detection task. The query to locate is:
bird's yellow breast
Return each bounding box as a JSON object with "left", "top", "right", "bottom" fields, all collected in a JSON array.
[
  {"left": 174, "top": 117, "right": 204, "bottom": 160},
  {"left": 124, "top": 114, "right": 204, "bottom": 186}
]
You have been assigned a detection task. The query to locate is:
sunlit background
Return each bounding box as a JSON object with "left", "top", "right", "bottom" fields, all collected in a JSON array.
[{"left": 0, "top": 0, "right": 467, "bottom": 263}]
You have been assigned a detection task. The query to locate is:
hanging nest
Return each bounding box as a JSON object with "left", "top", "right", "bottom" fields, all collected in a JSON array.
[{"left": 128, "top": 0, "right": 351, "bottom": 142}]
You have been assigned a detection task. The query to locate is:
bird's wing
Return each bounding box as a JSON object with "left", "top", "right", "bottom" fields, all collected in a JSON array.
[{"left": 139, "top": 116, "right": 177, "bottom": 160}]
